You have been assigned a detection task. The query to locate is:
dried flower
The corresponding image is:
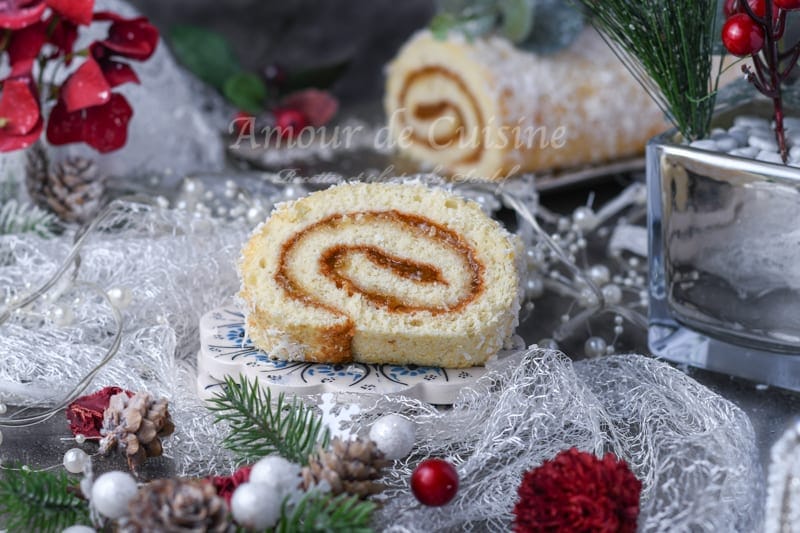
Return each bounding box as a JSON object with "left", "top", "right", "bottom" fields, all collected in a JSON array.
[
  {"left": 208, "top": 465, "right": 252, "bottom": 506},
  {"left": 66, "top": 386, "right": 132, "bottom": 438}
]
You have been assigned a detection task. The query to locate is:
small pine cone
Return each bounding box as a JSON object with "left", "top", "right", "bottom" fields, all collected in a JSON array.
[
  {"left": 100, "top": 391, "right": 175, "bottom": 472},
  {"left": 301, "top": 437, "right": 390, "bottom": 499},
  {"left": 25, "top": 142, "right": 106, "bottom": 224},
  {"left": 123, "top": 478, "right": 229, "bottom": 533}
]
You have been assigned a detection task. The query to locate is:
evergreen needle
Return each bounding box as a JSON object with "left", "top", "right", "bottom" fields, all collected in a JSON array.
[
  {"left": 275, "top": 492, "right": 376, "bottom": 533},
  {"left": 577, "top": 0, "right": 722, "bottom": 141},
  {"left": 208, "top": 375, "right": 330, "bottom": 465},
  {"left": 0, "top": 468, "right": 91, "bottom": 533}
]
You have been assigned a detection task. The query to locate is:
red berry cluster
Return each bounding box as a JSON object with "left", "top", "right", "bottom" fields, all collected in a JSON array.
[
  {"left": 721, "top": 0, "right": 800, "bottom": 161},
  {"left": 0, "top": 1, "right": 159, "bottom": 153}
]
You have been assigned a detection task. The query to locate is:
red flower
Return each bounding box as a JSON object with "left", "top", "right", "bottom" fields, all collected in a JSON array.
[
  {"left": 512, "top": 448, "right": 642, "bottom": 533},
  {"left": 7, "top": 21, "right": 46, "bottom": 77},
  {"left": 46, "top": 0, "right": 94, "bottom": 26},
  {"left": 0, "top": 0, "right": 45, "bottom": 30},
  {"left": 45, "top": 15, "right": 78, "bottom": 62},
  {"left": 66, "top": 386, "right": 133, "bottom": 438},
  {"left": 47, "top": 93, "right": 133, "bottom": 153},
  {"left": 89, "top": 42, "right": 140, "bottom": 88},
  {"left": 0, "top": 78, "right": 42, "bottom": 151},
  {"left": 209, "top": 465, "right": 252, "bottom": 506},
  {"left": 93, "top": 11, "right": 159, "bottom": 61},
  {"left": 61, "top": 57, "right": 111, "bottom": 112}
]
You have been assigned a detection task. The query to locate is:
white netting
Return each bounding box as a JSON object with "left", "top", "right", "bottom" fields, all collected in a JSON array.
[{"left": 0, "top": 200, "right": 761, "bottom": 531}]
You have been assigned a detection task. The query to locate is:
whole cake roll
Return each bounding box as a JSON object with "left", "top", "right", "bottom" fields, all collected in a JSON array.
[
  {"left": 384, "top": 28, "right": 668, "bottom": 180},
  {"left": 239, "top": 182, "right": 520, "bottom": 368}
]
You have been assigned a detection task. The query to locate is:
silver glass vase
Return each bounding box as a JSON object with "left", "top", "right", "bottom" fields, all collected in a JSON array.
[{"left": 647, "top": 104, "right": 800, "bottom": 390}]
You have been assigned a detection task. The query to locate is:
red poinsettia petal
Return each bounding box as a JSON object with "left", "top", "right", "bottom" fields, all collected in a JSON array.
[
  {"left": 99, "top": 59, "right": 139, "bottom": 88},
  {"left": 92, "top": 10, "right": 124, "bottom": 22},
  {"left": 0, "top": 78, "right": 40, "bottom": 135},
  {"left": 82, "top": 93, "right": 133, "bottom": 153},
  {"left": 46, "top": 98, "right": 84, "bottom": 146},
  {"left": 0, "top": 0, "right": 45, "bottom": 30},
  {"left": 7, "top": 21, "right": 46, "bottom": 77},
  {"left": 281, "top": 88, "right": 339, "bottom": 128},
  {"left": 45, "top": 15, "right": 78, "bottom": 60},
  {"left": 45, "top": 0, "right": 94, "bottom": 26},
  {"left": 101, "top": 16, "right": 159, "bottom": 60},
  {"left": 61, "top": 57, "right": 111, "bottom": 112},
  {"left": 0, "top": 115, "right": 42, "bottom": 151}
]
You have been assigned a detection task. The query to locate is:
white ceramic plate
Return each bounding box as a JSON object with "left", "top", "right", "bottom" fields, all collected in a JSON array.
[{"left": 197, "top": 305, "right": 503, "bottom": 404}]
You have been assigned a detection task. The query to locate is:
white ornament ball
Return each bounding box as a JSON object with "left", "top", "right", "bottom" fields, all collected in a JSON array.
[
  {"left": 62, "top": 526, "right": 96, "bottom": 533},
  {"left": 250, "top": 455, "right": 301, "bottom": 496},
  {"left": 63, "top": 448, "right": 90, "bottom": 474},
  {"left": 231, "top": 482, "right": 282, "bottom": 531},
  {"left": 91, "top": 471, "right": 138, "bottom": 519},
  {"left": 369, "top": 414, "right": 416, "bottom": 460}
]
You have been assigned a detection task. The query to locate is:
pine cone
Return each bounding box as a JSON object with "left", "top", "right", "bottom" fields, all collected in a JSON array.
[
  {"left": 100, "top": 391, "right": 175, "bottom": 473},
  {"left": 25, "top": 142, "right": 106, "bottom": 224},
  {"left": 123, "top": 478, "right": 228, "bottom": 533},
  {"left": 301, "top": 437, "right": 390, "bottom": 499}
]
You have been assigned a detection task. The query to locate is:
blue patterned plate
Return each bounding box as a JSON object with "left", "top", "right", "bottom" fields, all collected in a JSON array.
[{"left": 197, "top": 306, "right": 499, "bottom": 404}]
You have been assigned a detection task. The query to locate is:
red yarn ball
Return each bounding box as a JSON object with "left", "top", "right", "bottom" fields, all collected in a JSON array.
[
  {"left": 410, "top": 458, "right": 459, "bottom": 506},
  {"left": 512, "top": 448, "right": 642, "bottom": 533}
]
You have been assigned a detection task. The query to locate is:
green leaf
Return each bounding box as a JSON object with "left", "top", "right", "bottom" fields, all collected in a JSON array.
[
  {"left": 430, "top": 13, "right": 458, "bottom": 40},
  {"left": 283, "top": 59, "right": 351, "bottom": 93},
  {"left": 223, "top": 72, "right": 269, "bottom": 114},
  {"left": 169, "top": 25, "right": 241, "bottom": 90},
  {"left": 498, "top": 0, "right": 535, "bottom": 43}
]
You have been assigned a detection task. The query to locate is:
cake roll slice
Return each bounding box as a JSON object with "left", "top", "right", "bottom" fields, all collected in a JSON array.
[
  {"left": 238, "top": 182, "right": 520, "bottom": 368},
  {"left": 384, "top": 28, "right": 668, "bottom": 180}
]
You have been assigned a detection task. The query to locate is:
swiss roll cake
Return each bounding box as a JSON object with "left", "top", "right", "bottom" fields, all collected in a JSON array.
[
  {"left": 384, "top": 28, "right": 668, "bottom": 180},
  {"left": 238, "top": 182, "right": 520, "bottom": 367}
]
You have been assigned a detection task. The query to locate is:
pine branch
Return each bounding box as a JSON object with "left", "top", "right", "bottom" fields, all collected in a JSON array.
[
  {"left": 0, "top": 468, "right": 91, "bottom": 533},
  {"left": 0, "top": 200, "right": 59, "bottom": 238},
  {"left": 274, "top": 492, "right": 376, "bottom": 533},
  {"left": 208, "top": 375, "right": 330, "bottom": 465},
  {"left": 578, "top": 0, "right": 722, "bottom": 141}
]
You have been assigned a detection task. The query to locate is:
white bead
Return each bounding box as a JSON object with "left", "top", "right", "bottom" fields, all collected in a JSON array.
[
  {"left": 91, "top": 471, "right": 137, "bottom": 519},
  {"left": 231, "top": 482, "right": 282, "bottom": 531},
  {"left": 578, "top": 287, "right": 599, "bottom": 308},
  {"left": 63, "top": 448, "right": 89, "bottom": 474},
  {"left": 106, "top": 287, "right": 132, "bottom": 308},
  {"left": 62, "top": 526, "right": 96, "bottom": 533},
  {"left": 525, "top": 275, "right": 545, "bottom": 300},
  {"left": 75, "top": 434, "right": 86, "bottom": 444},
  {"left": 0, "top": 403, "right": 7, "bottom": 414},
  {"left": 572, "top": 207, "right": 597, "bottom": 232},
  {"left": 586, "top": 264, "right": 610, "bottom": 286},
  {"left": 537, "top": 338, "right": 559, "bottom": 350},
  {"left": 584, "top": 336, "right": 608, "bottom": 358},
  {"left": 369, "top": 414, "right": 416, "bottom": 460},
  {"left": 613, "top": 325, "right": 624, "bottom": 335},
  {"left": 602, "top": 284, "right": 623, "bottom": 305},
  {"left": 250, "top": 456, "right": 301, "bottom": 496},
  {"left": 51, "top": 305, "right": 74, "bottom": 327}
]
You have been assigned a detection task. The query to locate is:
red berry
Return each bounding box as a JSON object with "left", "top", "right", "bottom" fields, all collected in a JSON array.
[
  {"left": 410, "top": 458, "right": 459, "bottom": 507},
  {"left": 775, "top": 0, "right": 800, "bottom": 10},
  {"left": 273, "top": 107, "right": 308, "bottom": 139},
  {"left": 725, "top": 0, "right": 770, "bottom": 18},
  {"left": 722, "top": 13, "right": 765, "bottom": 56}
]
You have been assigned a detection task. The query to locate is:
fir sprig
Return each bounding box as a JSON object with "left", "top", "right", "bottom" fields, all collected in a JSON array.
[
  {"left": 0, "top": 200, "right": 58, "bottom": 238},
  {"left": 577, "top": 0, "right": 722, "bottom": 141},
  {"left": 0, "top": 467, "right": 91, "bottom": 533},
  {"left": 208, "top": 375, "right": 330, "bottom": 465},
  {"left": 275, "top": 492, "right": 376, "bottom": 533}
]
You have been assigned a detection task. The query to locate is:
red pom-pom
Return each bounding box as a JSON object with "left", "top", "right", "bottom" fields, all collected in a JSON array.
[
  {"left": 513, "top": 448, "right": 641, "bottom": 533},
  {"left": 410, "top": 458, "right": 459, "bottom": 507}
]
